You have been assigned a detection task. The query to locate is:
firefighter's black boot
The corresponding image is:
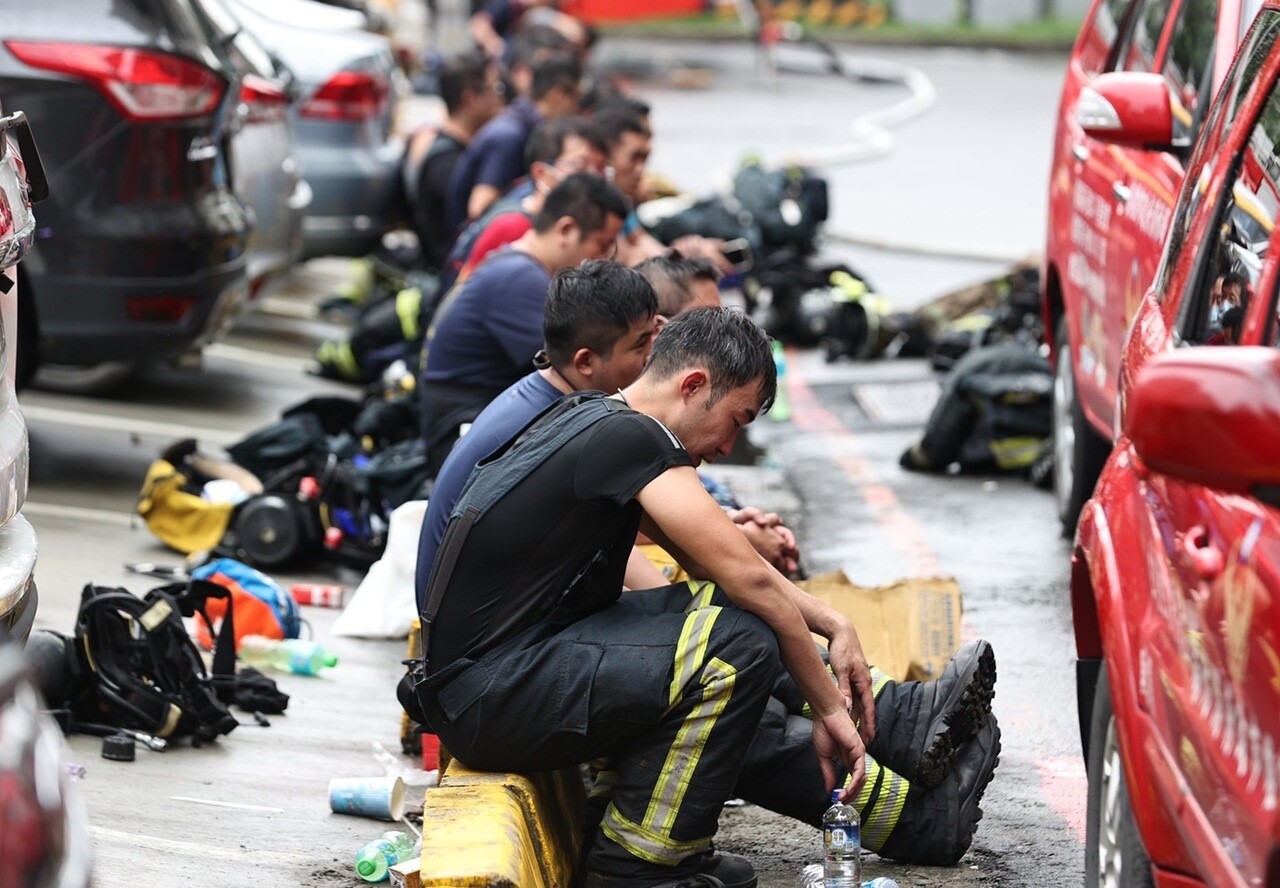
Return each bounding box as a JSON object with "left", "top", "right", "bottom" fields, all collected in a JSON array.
[
  {"left": 866, "top": 639, "right": 996, "bottom": 790},
  {"left": 872, "top": 713, "right": 1002, "bottom": 866}
]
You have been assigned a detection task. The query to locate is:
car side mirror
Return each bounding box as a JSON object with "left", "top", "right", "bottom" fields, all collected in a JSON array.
[
  {"left": 1076, "top": 72, "right": 1179, "bottom": 152},
  {"left": 1126, "top": 347, "right": 1280, "bottom": 498}
]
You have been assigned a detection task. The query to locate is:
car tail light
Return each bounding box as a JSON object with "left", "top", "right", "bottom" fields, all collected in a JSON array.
[
  {"left": 299, "top": 71, "right": 388, "bottom": 121},
  {"left": 239, "top": 74, "right": 289, "bottom": 124},
  {"left": 125, "top": 295, "right": 195, "bottom": 323},
  {"left": 5, "top": 42, "right": 224, "bottom": 121}
]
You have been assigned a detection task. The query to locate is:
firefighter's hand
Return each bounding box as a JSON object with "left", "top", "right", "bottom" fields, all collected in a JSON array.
[
  {"left": 729, "top": 508, "right": 800, "bottom": 574},
  {"left": 813, "top": 708, "right": 865, "bottom": 802},
  {"left": 826, "top": 626, "right": 877, "bottom": 743}
]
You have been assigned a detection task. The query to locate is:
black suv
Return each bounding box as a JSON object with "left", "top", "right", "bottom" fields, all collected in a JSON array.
[{"left": 0, "top": 0, "right": 256, "bottom": 391}]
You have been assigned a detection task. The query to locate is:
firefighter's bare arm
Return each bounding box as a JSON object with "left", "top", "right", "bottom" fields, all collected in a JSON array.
[
  {"left": 636, "top": 465, "right": 866, "bottom": 795},
  {"left": 623, "top": 545, "right": 669, "bottom": 591},
  {"left": 639, "top": 476, "right": 876, "bottom": 741}
]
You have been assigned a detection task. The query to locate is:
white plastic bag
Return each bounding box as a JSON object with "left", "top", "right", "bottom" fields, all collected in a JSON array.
[{"left": 331, "top": 500, "right": 427, "bottom": 638}]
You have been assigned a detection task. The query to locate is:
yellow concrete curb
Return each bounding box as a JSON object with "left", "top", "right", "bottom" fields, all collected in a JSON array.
[{"left": 417, "top": 762, "right": 586, "bottom": 887}]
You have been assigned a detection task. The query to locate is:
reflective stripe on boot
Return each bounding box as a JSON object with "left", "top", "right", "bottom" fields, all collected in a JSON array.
[{"left": 848, "top": 757, "right": 911, "bottom": 852}]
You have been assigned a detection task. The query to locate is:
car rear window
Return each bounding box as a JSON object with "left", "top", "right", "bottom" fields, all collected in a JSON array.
[{"left": 190, "top": 0, "right": 278, "bottom": 79}]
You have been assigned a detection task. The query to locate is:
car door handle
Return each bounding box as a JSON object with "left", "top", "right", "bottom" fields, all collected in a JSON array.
[
  {"left": 1072, "top": 141, "right": 1089, "bottom": 162},
  {"left": 1112, "top": 181, "right": 1131, "bottom": 203},
  {"left": 1182, "top": 525, "right": 1224, "bottom": 580}
]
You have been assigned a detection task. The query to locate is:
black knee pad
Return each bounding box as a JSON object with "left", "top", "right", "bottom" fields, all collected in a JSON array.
[{"left": 396, "top": 669, "right": 430, "bottom": 727}]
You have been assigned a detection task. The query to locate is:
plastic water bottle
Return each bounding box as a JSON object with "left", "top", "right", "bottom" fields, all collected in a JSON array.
[
  {"left": 822, "top": 789, "right": 861, "bottom": 887},
  {"left": 238, "top": 635, "right": 338, "bottom": 676},
  {"left": 797, "top": 866, "right": 893, "bottom": 888},
  {"left": 769, "top": 340, "right": 792, "bottom": 422},
  {"left": 354, "top": 829, "right": 416, "bottom": 882}
]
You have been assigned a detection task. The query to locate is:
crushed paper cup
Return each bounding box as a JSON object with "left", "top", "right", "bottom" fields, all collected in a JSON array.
[{"left": 328, "top": 775, "right": 406, "bottom": 821}]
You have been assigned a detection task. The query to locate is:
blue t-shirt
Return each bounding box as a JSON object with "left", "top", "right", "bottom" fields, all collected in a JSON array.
[
  {"left": 445, "top": 98, "right": 540, "bottom": 234},
  {"left": 422, "top": 248, "right": 551, "bottom": 392},
  {"left": 415, "top": 372, "right": 563, "bottom": 610}
]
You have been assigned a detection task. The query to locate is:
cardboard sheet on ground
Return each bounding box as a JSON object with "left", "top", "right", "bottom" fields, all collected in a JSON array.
[{"left": 797, "top": 570, "right": 963, "bottom": 681}]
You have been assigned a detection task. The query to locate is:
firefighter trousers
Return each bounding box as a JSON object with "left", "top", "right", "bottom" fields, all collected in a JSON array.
[
  {"left": 419, "top": 581, "right": 779, "bottom": 880},
  {"left": 678, "top": 581, "right": 911, "bottom": 849}
]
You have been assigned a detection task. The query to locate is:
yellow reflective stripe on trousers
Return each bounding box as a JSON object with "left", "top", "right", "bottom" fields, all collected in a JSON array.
[
  {"left": 647, "top": 656, "right": 737, "bottom": 837},
  {"left": 601, "top": 805, "right": 714, "bottom": 866},
  {"left": 316, "top": 341, "right": 360, "bottom": 381},
  {"left": 667, "top": 606, "right": 719, "bottom": 709},
  {"left": 869, "top": 666, "right": 893, "bottom": 698},
  {"left": 395, "top": 286, "right": 423, "bottom": 340},
  {"left": 849, "top": 757, "right": 910, "bottom": 850},
  {"left": 683, "top": 578, "right": 717, "bottom": 612},
  {"left": 990, "top": 436, "right": 1043, "bottom": 469}
]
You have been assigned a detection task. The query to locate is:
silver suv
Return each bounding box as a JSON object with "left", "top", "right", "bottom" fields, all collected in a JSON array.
[{"left": 0, "top": 108, "right": 45, "bottom": 643}]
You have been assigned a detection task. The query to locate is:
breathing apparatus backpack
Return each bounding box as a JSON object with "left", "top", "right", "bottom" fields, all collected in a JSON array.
[{"left": 67, "top": 580, "right": 239, "bottom": 744}]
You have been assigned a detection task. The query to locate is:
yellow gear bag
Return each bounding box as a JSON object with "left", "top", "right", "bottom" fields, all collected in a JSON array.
[{"left": 136, "top": 458, "right": 235, "bottom": 555}]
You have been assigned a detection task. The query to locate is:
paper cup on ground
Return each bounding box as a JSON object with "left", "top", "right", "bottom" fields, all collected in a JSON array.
[{"left": 328, "top": 776, "right": 406, "bottom": 821}]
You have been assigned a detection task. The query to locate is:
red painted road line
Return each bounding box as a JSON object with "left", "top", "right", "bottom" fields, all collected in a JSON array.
[
  {"left": 786, "top": 358, "right": 941, "bottom": 578},
  {"left": 785, "top": 353, "right": 1088, "bottom": 846},
  {"left": 1036, "top": 755, "right": 1089, "bottom": 843}
]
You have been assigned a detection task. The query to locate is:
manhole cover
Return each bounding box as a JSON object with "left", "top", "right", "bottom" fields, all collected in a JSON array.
[{"left": 850, "top": 379, "right": 941, "bottom": 426}]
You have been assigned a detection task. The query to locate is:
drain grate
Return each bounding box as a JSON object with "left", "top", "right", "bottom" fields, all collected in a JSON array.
[{"left": 850, "top": 379, "right": 941, "bottom": 426}]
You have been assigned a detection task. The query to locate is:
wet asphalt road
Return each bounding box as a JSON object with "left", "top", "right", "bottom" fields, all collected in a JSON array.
[
  {"left": 712, "top": 351, "right": 1082, "bottom": 888},
  {"left": 20, "top": 38, "right": 1085, "bottom": 887}
]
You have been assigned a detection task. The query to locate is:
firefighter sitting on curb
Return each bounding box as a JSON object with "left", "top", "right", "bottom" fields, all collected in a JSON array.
[{"left": 407, "top": 308, "right": 998, "bottom": 888}]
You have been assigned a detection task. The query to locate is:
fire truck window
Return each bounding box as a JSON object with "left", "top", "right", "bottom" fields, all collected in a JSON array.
[
  {"left": 1179, "top": 76, "right": 1280, "bottom": 345},
  {"left": 1121, "top": 0, "right": 1174, "bottom": 73},
  {"left": 1163, "top": 0, "right": 1219, "bottom": 144}
]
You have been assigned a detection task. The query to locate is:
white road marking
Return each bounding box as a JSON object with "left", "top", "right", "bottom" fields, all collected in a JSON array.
[
  {"left": 22, "top": 404, "right": 242, "bottom": 446},
  {"left": 23, "top": 501, "right": 136, "bottom": 527},
  {"left": 169, "top": 796, "right": 287, "bottom": 813},
  {"left": 91, "top": 826, "right": 312, "bottom": 864},
  {"left": 205, "top": 342, "right": 313, "bottom": 374},
  {"left": 256, "top": 295, "right": 318, "bottom": 320}
]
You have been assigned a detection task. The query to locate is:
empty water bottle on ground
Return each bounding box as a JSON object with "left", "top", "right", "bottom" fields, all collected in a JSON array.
[
  {"left": 354, "top": 830, "right": 416, "bottom": 882},
  {"left": 823, "top": 789, "right": 861, "bottom": 887},
  {"left": 238, "top": 635, "right": 338, "bottom": 676}
]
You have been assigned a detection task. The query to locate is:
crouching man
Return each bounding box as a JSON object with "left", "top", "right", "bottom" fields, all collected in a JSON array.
[{"left": 412, "top": 308, "right": 868, "bottom": 888}]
